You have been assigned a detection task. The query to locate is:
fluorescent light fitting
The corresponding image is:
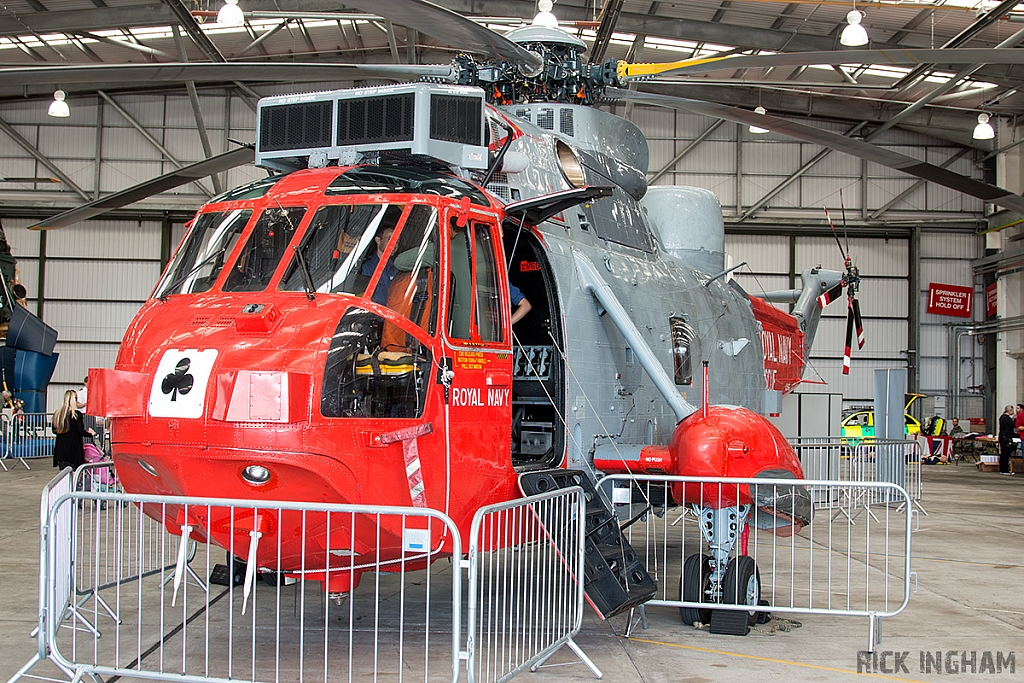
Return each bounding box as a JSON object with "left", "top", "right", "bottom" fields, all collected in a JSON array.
[
  {"left": 533, "top": 0, "right": 558, "bottom": 27},
  {"left": 47, "top": 90, "right": 69, "bottom": 118},
  {"left": 840, "top": 10, "right": 869, "bottom": 47},
  {"left": 973, "top": 113, "right": 995, "bottom": 140},
  {"left": 749, "top": 106, "right": 769, "bottom": 134},
  {"left": 218, "top": 0, "right": 244, "bottom": 26}
]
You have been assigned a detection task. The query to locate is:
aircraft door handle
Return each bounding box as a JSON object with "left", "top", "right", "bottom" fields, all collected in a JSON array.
[{"left": 486, "top": 372, "right": 510, "bottom": 386}]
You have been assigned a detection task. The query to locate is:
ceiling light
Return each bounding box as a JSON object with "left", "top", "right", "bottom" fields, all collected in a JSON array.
[
  {"left": 217, "top": 0, "right": 244, "bottom": 26},
  {"left": 749, "top": 106, "right": 769, "bottom": 134},
  {"left": 47, "top": 90, "right": 69, "bottom": 118},
  {"left": 840, "top": 10, "right": 869, "bottom": 47},
  {"left": 533, "top": 0, "right": 558, "bottom": 28},
  {"left": 973, "top": 113, "right": 995, "bottom": 140}
]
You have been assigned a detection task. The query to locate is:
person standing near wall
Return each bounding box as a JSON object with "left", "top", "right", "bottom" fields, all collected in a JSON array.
[{"left": 998, "top": 405, "right": 1016, "bottom": 475}]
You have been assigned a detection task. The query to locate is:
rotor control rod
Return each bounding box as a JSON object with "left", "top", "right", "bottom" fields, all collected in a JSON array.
[{"left": 573, "top": 251, "right": 697, "bottom": 424}]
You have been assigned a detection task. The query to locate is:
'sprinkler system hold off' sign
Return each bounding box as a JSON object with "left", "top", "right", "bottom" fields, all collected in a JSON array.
[{"left": 927, "top": 283, "right": 973, "bottom": 318}]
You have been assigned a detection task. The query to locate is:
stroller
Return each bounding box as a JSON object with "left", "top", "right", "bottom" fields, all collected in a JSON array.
[{"left": 83, "top": 441, "right": 119, "bottom": 494}]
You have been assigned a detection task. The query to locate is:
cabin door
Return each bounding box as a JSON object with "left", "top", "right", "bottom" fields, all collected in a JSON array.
[{"left": 441, "top": 212, "right": 517, "bottom": 506}]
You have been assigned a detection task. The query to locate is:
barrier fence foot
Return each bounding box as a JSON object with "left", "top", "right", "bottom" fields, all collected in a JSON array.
[
  {"left": 867, "top": 613, "right": 883, "bottom": 653},
  {"left": 6, "top": 653, "right": 42, "bottom": 683},
  {"left": 531, "top": 638, "right": 602, "bottom": 679}
]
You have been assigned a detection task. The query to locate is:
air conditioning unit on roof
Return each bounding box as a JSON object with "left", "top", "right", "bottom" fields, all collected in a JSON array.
[{"left": 255, "top": 83, "right": 488, "bottom": 173}]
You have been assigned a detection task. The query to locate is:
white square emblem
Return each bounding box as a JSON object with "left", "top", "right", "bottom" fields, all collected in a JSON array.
[{"left": 149, "top": 349, "right": 219, "bottom": 419}]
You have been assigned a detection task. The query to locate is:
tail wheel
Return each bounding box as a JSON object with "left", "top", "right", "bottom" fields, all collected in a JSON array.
[
  {"left": 721, "top": 555, "right": 761, "bottom": 626},
  {"left": 679, "top": 553, "right": 713, "bottom": 626}
]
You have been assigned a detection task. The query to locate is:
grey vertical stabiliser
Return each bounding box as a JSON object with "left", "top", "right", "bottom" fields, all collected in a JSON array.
[{"left": 572, "top": 250, "right": 697, "bottom": 424}]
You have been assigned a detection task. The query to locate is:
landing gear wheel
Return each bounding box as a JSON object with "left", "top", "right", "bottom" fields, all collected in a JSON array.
[
  {"left": 721, "top": 555, "right": 761, "bottom": 626},
  {"left": 679, "top": 553, "right": 713, "bottom": 626}
]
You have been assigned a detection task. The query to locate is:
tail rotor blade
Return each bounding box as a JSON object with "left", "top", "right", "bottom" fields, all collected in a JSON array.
[
  {"left": 853, "top": 298, "right": 866, "bottom": 349},
  {"left": 818, "top": 281, "right": 844, "bottom": 309},
  {"left": 843, "top": 304, "right": 854, "bottom": 375}
]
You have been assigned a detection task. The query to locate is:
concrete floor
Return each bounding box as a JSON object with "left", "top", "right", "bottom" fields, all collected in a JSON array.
[{"left": 1, "top": 462, "right": 1021, "bottom": 683}]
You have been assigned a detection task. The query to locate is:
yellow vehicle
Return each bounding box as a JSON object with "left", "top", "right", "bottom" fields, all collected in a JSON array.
[{"left": 841, "top": 394, "right": 924, "bottom": 443}]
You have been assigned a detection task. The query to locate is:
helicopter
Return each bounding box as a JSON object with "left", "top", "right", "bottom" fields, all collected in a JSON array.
[{"left": 48, "top": 4, "right": 919, "bottom": 619}]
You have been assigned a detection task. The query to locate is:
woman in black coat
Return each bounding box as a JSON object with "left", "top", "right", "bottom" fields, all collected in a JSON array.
[
  {"left": 997, "top": 404, "right": 1016, "bottom": 475},
  {"left": 53, "top": 389, "right": 95, "bottom": 470}
]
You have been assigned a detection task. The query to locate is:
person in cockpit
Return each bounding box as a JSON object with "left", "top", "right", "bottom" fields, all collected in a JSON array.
[{"left": 360, "top": 226, "right": 397, "bottom": 305}]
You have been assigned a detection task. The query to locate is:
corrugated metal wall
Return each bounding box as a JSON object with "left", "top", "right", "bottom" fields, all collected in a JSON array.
[{"left": 0, "top": 92, "right": 986, "bottom": 416}]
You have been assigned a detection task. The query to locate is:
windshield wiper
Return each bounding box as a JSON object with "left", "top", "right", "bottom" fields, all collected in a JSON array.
[
  {"left": 158, "top": 248, "right": 226, "bottom": 302},
  {"left": 292, "top": 246, "right": 317, "bottom": 301}
]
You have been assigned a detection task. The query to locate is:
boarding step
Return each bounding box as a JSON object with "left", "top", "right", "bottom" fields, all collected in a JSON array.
[{"left": 519, "top": 469, "right": 657, "bottom": 618}]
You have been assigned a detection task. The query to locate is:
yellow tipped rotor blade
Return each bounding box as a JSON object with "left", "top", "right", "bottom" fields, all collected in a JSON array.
[{"left": 616, "top": 55, "right": 741, "bottom": 80}]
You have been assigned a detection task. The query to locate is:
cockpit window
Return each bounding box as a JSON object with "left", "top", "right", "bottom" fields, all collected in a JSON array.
[
  {"left": 280, "top": 203, "right": 404, "bottom": 296},
  {"left": 325, "top": 166, "right": 490, "bottom": 207},
  {"left": 153, "top": 209, "right": 252, "bottom": 298},
  {"left": 321, "top": 307, "right": 432, "bottom": 418},
  {"left": 223, "top": 207, "right": 306, "bottom": 292},
  {"left": 209, "top": 175, "right": 281, "bottom": 202}
]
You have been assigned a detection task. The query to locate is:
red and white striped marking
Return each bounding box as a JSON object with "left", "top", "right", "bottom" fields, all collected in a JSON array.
[{"left": 381, "top": 423, "right": 435, "bottom": 508}]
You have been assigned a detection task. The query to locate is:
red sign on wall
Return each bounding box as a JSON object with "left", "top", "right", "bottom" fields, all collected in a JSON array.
[
  {"left": 986, "top": 282, "right": 997, "bottom": 318},
  {"left": 927, "top": 283, "right": 973, "bottom": 318}
]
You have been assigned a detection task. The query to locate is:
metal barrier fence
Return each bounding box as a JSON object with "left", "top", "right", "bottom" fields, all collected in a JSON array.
[
  {"left": 790, "top": 437, "right": 923, "bottom": 509},
  {"left": 0, "top": 413, "right": 109, "bottom": 470},
  {"left": 598, "top": 474, "right": 914, "bottom": 651},
  {"left": 13, "top": 465, "right": 595, "bottom": 683},
  {"left": 466, "top": 486, "right": 594, "bottom": 683},
  {"left": 19, "top": 473, "right": 464, "bottom": 683},
  {"left": 0, "top": 412, "right": 54, "bottom": 470}
]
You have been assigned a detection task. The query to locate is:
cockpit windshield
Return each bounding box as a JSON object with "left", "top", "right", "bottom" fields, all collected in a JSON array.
[
  {"left": 280, "top": 203, "right": 439, "bottom": 338},
  {"left": 153, "top": 209, "right": 252, "bottom": 298},
  {"left": 223, "top": 207, "right": 306, "bottom": 292}
]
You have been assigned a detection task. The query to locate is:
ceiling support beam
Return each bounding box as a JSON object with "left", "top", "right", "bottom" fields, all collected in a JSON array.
[
  {"left": 66, "top": 33, "right": 104, "bottom": 62},
  {"left": 0, "top": 117, "right": 90, "bottom": 200},
  {"left": 238, "top": 19, "right": 290, "bottom": 57},
  {"left": 647, "top": 118, "right": 724, "bottom": 184},
  {"left": 74, "top": 29, "right": 173, "bottom": 59},
  {"left": 161, "top": 0, "right": 225, "bottom": 62},
  {"left": 892, "top": 0, "right": 1021, "bottom": 90},
  {"left": 295, "top": 19, "right": 317, "bottom": 54},
  {"left": 591, "top": 0, "right": 626, "bottom": 63},
  {"left": 97, "top": 90, "right": 214, "bottom": 198},
  {"left": 406, "top": 28, "right": 417, "bottom": 64},
  {"left": 173, "top": 25, "right": 223, "bottom": 195},
  {"left": 868, "top": 148, "right": 971, "bottom": 220},
  {"left": 384, "top": 20, "right": 400, "bottom": 62},
  {"left": 738, "top": 121, "right": 868, "bottom": 221}
]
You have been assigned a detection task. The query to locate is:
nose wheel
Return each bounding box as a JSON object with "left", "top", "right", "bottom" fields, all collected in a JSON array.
[
  {"left": 679, "top": 553, "right": 713, "bottom": 626},
  {"left": 721, "top": 555, "right": 761, "bottom": 626}
]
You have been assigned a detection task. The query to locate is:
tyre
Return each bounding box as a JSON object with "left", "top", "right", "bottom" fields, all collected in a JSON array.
[
  {"left": 679, "top": 553, "right": 713, "bottom": 626},
  {"left": 721, "top": 555, "right": 761, "bottom": 626}
]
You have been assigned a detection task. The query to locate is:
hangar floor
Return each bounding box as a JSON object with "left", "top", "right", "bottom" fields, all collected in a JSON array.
[{"left": 1, "top": 464, "right": 1021, "bottom": 683}]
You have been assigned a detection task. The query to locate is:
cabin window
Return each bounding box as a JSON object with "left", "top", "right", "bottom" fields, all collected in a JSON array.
[
  {"left": 670, "top": 317, "right": 696, "bottom": 386},
  {"left": 320, "top": 307, "right": 432, "bottom": 419},
  {"left": 154, "top": 209, "right": 252, "bottom": 298},
  {"left": 448, "top": 218, "right": 503, "bottom": 343},
  {"left": 223, "top": 207, "right": 306, "bottom": 292},
  {"left": 280, "top": 203, "right": 404, "bottom": 297}
]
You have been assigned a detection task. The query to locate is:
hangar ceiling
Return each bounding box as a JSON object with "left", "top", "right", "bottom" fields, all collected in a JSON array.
[{"left": 0, "top": 0, "right": 1022, "bottom": 225}]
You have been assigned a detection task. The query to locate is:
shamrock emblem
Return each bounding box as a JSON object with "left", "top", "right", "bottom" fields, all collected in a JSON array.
[{"left": 161, "top": 358, "right": 194, "bottom": 401}]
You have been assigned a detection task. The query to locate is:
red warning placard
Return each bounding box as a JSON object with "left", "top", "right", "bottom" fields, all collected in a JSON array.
[{"left": 927, "top": 283, "right": 973, "bottom": 318}]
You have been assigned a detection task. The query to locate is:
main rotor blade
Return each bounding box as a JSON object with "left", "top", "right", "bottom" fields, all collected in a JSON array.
[
  {"left": 610, "top": 88, "right": 1024, "bottom": 215},
  {"left": 338, "top": 0, "right": 543, "bottom": 72},
  {"left": 621, "top": 48, "right": 1024, "bottom": 79},
  {"left": 0, "top": 62, "right": 454, "bottom": 88},
  {"left": 30, "top": 146, "right": 255, "bottom": 230},
  {"left": 0, "top": 177, "right": 60, "bottom": 183}
]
